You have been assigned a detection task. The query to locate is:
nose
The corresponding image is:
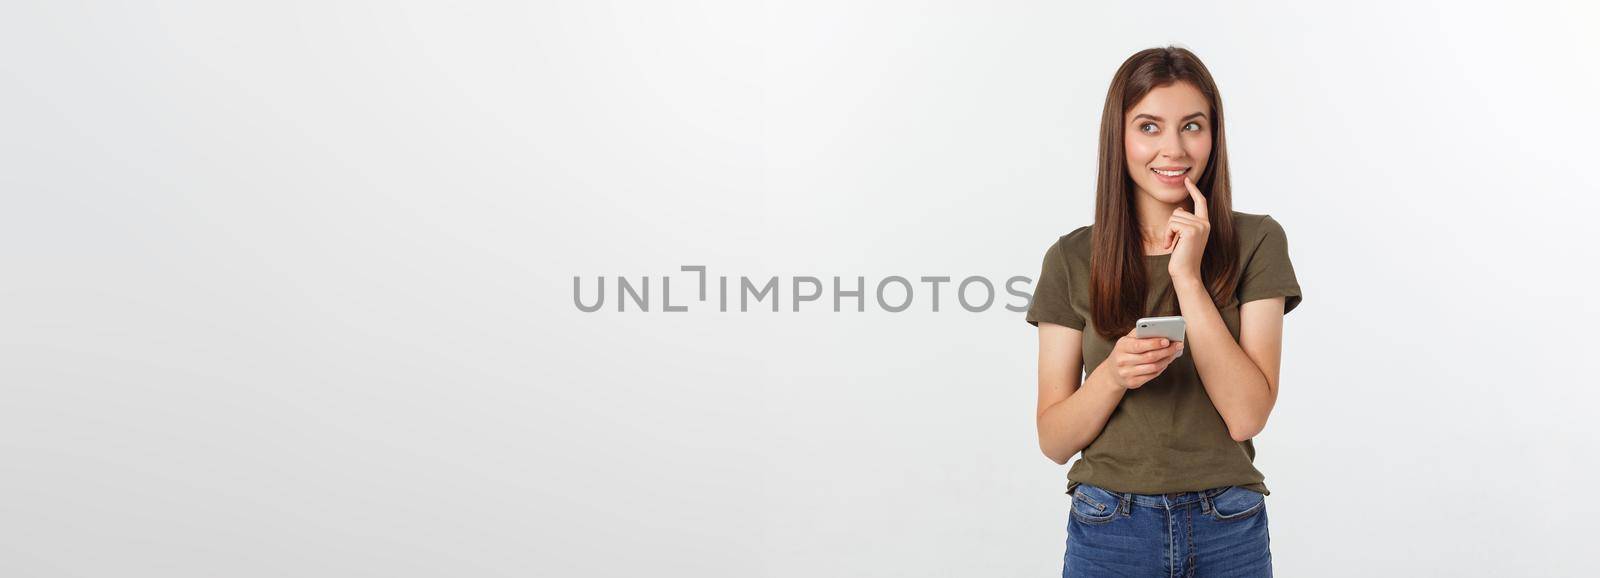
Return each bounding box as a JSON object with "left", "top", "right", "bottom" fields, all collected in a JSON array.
[{"left": 1158, "top": 129, "right": 1187, "bottom": 160}]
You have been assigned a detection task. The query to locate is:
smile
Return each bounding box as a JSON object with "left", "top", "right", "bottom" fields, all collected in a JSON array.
[{"left": 1151, "top": 167, "right": 1189, "bottom": 177}]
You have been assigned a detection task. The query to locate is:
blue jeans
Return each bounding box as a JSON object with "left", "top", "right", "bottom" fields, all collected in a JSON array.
[{"left": 1062, "top": 483, "right": 1272, "bottom": 577}]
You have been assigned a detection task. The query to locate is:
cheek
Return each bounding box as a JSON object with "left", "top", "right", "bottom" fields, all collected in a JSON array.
[
  {"left": 1187, "top": 138, "right": 1212, "bottom": 169},
  {"left": 1125, "top": 138, "right": 1156, "bottom": 166}
]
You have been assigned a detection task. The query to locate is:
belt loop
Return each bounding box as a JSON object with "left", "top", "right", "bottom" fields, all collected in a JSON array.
[
  {"left": 1119, "top": 492, "right": 1131, "bottom": 515},
  {"left": 1200, "top": 490, "right": 1213, "bottom": 515}
]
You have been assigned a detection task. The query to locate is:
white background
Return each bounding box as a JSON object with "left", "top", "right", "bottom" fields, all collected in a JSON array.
[{"left": 4, "top": 1, "right": 1598, "bottom": 576}]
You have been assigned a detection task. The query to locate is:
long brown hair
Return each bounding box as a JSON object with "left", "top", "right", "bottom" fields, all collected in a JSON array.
[{"left": 1089, "top": 46, "right": 1240, "bottom": 341}]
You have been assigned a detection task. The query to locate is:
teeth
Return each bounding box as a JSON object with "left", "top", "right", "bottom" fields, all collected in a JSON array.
[{"left": 1152, "top": 168, "right": 1188, "bottom": 177}]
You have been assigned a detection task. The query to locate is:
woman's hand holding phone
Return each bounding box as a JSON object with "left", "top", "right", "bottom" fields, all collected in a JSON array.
[{"left": 1109, "top": 329, "right": 1184, "bottom": 389}]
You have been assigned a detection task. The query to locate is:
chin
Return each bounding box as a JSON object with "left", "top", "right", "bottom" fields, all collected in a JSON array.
[{"left": 1142, "top": 184, "right": 1187, "bottom": 202}]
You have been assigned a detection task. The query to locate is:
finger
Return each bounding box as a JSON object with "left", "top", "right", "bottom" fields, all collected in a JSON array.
[
  {"left": 1143, "top": 352, "right": 1181, "bottom": 371},
  {"left": 1126, "top": 337, "right": 1171, "bottom": 353},
  {"left": 1137, "top": 344, "right": 1182, "bottom": 364},
  {"left": 1129, "top": 350, "right": 1162, "bottom": 364},
  {"left": 1169, "top": 209, "right": 1202, "bottom": 225},
  {"left": 1129, "top": 362, "right": 1165, "bottom": 375},
  {"left": 1183, "top": 176, "right": 1209, "bottom": 220}
]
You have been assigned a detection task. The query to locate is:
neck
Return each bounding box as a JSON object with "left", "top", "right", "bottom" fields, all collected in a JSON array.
[{"left": 1132, "top": 186, "right": 1191, "bottom": 253}]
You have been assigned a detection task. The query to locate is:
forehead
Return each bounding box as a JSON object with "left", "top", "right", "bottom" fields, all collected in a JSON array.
[{"left": 1127, "top": 82, "right": 1208, "bottom": 118}]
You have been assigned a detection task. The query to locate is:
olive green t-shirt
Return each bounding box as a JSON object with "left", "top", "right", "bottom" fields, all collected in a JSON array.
[{"left": 1026, "top": 211, "right": 1302, "bottom": 496}]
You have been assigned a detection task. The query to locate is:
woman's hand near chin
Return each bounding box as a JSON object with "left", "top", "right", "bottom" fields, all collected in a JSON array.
[{"left": 1166, "top": 176, "right": 1211, "bottom": 283}]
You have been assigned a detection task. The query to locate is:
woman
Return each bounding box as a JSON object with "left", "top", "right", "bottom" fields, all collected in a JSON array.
[{"left": 1026, "top": 46, "right": 1302, "bottom": 577}]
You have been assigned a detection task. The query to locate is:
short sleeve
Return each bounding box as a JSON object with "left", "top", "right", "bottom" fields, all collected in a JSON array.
[
  {"left": 1238, "top": 215, "right": 1303, "bottom": 315},
  {"left": 1026, "top": 238, "right": 1086, "bottom": 330}
]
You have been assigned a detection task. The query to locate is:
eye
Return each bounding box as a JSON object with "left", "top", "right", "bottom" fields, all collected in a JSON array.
[
  {"left": 1139, "top": 122, "right": 1158, "bottom": 134},
  {"left": 1183, "top": 121, "right": 1202, "bottom": 132}
]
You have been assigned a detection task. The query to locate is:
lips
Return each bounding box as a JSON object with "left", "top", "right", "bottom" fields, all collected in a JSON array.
[{"left": 1151, "top": 167, "right": 1189, "bottom": 177}]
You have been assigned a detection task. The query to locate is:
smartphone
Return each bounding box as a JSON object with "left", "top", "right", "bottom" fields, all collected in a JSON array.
[{"left": 1134, "top": 315, "right": 1186, "bottom": 356}]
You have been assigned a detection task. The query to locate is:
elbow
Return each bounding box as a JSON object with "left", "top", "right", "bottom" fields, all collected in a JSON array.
[
  {"left": 1228, "top": 418, "right": 1266, "bottom": 442},
  {"left": 1039, "top": 444, "right": 1069, "bottom": 466},
  {"left": 1226, "top": 391, "right": 1275, "bottom": 442},
  {"left": 1047, "top": 451, "right": 1070, "bottom": 466},
  {"left": 1038, "top": 438, "right": 1075, "bottom": 466}
]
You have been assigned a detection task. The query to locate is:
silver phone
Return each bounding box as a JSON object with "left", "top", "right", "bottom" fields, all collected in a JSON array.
[{"left": 1134, "top": 316, "right": 1186, "bottom": 355}]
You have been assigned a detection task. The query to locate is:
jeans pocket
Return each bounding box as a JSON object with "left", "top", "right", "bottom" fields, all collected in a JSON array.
[
  {"left": 1070, "top": 484, "right": 1120, "bottom": 525},
  {"left": 1208, "top": 486, "right": 1265, "bottom": 522}
]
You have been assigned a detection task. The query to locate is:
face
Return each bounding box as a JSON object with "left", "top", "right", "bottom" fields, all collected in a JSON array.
[{"left": 1124, "top": 81, "right": 1212, "bottom": 205}]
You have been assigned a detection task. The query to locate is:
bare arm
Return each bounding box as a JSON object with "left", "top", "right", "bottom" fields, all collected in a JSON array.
[
  {"left": 1172, "top": 275, "right": 1286, "bottom": 441},
  {"left": 1164, "top": 178, "right": 1291, "bottom": 442}
]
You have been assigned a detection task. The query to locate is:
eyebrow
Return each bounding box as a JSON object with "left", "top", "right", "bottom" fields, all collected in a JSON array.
[{"left": 1132, "top": 112, "right": 1207, "bottom": 123}]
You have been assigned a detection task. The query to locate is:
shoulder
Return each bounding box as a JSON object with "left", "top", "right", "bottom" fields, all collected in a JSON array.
[
  {"left": 1049, "top": 224, "right": 1093, "bottom": 259},
  {"left": 1039, "top": 225, "right": 1093, "bottom": 268},
  {"left": 1230, "top": 210, "right": 1288, "bottom": 247}
]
